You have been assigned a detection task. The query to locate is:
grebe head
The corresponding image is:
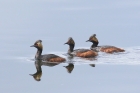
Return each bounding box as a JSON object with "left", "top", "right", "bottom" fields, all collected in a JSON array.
[
  {"left": 63, "top": 63, "right": 74, "bottom": 73},
  {"left": 86, "top": 34, "right": 97, "bottom": 42},
  {"left": 64, "top": 37, "right": 75, "bottom": 54},
  {"left": 64, "top": 37, "right": 75, "bottom": 45},
  {"left": 30, "top": 71, "right": 42, "bottom": 81},
  {"left": 30, "top": 40, "right": 43, "bottom": 50}
]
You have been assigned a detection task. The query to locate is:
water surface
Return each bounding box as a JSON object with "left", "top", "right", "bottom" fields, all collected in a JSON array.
[{"left": 0, "top": 0, "right": 140, "bottom": 93}]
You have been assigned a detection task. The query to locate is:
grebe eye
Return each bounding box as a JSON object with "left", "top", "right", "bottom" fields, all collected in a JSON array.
[{"left": 35, "top": 43, "right": 38, "bottom": 46}]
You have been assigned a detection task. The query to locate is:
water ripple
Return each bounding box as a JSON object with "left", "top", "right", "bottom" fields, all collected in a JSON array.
[{"left": 17, "top": 46, "right": 140, "bottom": 65}]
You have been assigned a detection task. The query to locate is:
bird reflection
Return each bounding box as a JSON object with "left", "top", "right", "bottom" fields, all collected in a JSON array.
[
  {"left": 89, "top": 64, "right": 96, "bottom": 67},
  {"left": 63, "top": 63, "right": 74, "bottom": 73},
  {"left": 41, "top": 61, "right": 60, "bottom": 67},
  {"left": 30, "top": 60, "right": 60, "bottom": 81},
  {"left": 30, "top": 55, "right": 96, "bottom": 81},
  {"left": 64, "top": 54, "right": 96, "bottom": 73},
  {"left": 30, "top": 60, "right": 42, "bottom": 81}
]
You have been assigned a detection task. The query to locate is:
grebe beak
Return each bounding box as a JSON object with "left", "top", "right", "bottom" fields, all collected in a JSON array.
[
  {"left": 86, "top": 40, "right": 90, "bottom": 42},
  {"left": 29, "top": 74, "right": 34, "bottom": 76},
  {"left": 30, "top": 45, "right": 35, "bottom": 47},
  {"left": 64, "top": 42, "right": 68, "bottom": 45}
]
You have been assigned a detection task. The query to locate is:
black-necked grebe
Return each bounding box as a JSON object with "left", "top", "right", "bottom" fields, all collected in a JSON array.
[
  {"left": 64, "top": 37, "right": 97, "bottom": 58},
  {"left": 86, "top": 34, "right": 125, "bottom": 53},
  {"left": 30, "top": 40, "right": 66, "bottom": 62}
]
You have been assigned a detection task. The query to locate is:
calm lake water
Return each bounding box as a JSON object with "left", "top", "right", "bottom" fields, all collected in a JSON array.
[
  {"left": 1, "top": 31, "right": 140, "bottom": 93},
  {"left": 0, "top": 1, "right": 140, "bottom": 93}
]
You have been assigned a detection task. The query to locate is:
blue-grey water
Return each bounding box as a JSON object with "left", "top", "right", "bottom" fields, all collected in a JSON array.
[{"left": 0, "top": 0, "right": 140, "bottom": 93}]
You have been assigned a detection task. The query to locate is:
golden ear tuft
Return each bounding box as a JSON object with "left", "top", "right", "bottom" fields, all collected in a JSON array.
[
  {"left": 90, "top": 34, "right": 98, "bottom": 42},
  {"left": 36, "top": 42, "right": 43, "bottom": 49}
]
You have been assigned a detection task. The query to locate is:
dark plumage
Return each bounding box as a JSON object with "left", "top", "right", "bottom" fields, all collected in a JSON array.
[
  {"left": 31, "top": 40, "right": 66, "bottom": 62},
  {"left": 64, "top": 37, "right": 97, "bottom": 58},
  {"left": 63, "top": 63, "right": 74, "bottom": 73},
  {"left": 30, "top": 61, "right": 42, "bottom": 81},
  {"left": 86, "top": 34, "right": 125, "bottom": 53}
]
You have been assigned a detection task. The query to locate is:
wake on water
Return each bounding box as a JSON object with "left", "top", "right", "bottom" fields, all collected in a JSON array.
[{"left": 17, "top": 46, "right": 140, "bottom": 65}]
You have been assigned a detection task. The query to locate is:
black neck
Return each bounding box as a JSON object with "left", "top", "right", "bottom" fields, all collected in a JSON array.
[
  {"left": 35, "top": 49, "right": 42, "bottom": 59},
  {"left": 91, "top": 42, "right": 98, "bottom": 48},
  {"left": 68, "top": 44, "right": 74, "bottom": 53},
  {"left": 35, "top": 60, "right": 42, "bottom": 72}
]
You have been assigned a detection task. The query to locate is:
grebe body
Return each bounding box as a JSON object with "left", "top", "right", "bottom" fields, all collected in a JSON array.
[
  {"left": 65, "top": 37, "right": 97, "bottom": 58},
  {"left": 86, "top": 34, "right": 125, "bottom": 53}
]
